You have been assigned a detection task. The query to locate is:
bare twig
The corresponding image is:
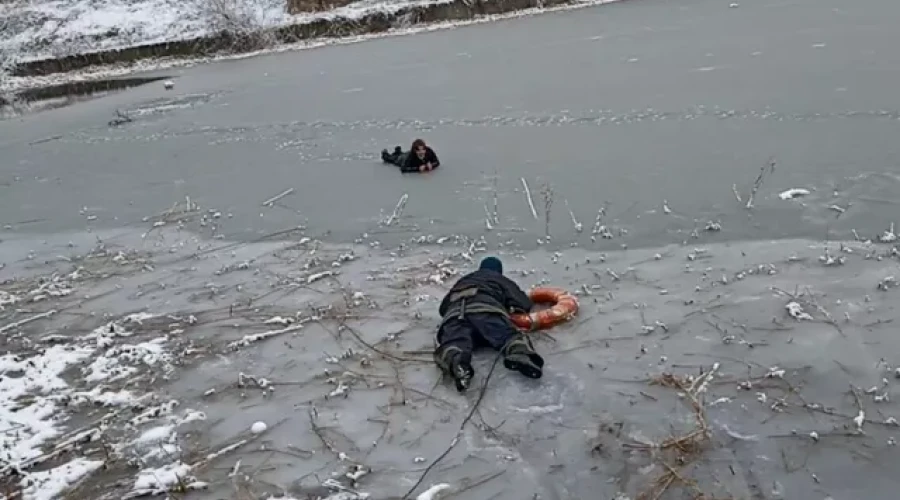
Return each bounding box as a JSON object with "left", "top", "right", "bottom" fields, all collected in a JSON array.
[
  {"left": 0, "top": 310, "right": 57, "bottom": 334},
  {"left": 564, "top": 199, "right": 583, "bottom": 233},
  {"left": 541, "top": 182, "right": 554, "bottom": 240},
  {"left": 744, "top": 157, "right": 776, "bottom": 209},
  {"left": 383, "top": 193, "right": 409, "bottom": 226},
  {"left": 400, "top": 351, "right": 504, "bottom": 499},
  {"left": 731, "top": 183, "right": 743, "bottom": 203},
  {"left": 520, "top": 178, "right": 538, "bottom": 220},
  {"left": 490, "top": 171, "right": 500, "bottom": 225},
  {"left": 262, "top": 188, "right": 294, "bottom": 207}
]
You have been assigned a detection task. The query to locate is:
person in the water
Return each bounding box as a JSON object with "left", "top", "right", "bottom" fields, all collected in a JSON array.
[{"left": 381, "top": 139, "right": 440, "bottom": 173}]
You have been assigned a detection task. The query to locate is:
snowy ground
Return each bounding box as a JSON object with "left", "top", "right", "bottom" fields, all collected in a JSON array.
[
  {"left": 0, "top": 0, "right": 447, "bottom": 63},
  {"left": 0, "top": 0, "right": 624, "bottom": 95},
  {"left": 2, "top": 199, "right": 900, "bottom": 499}
]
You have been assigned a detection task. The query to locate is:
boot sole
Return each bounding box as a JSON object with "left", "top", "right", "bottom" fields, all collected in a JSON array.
[
  {"left": 504, "top": 359, "right": 542, "bottom": 379},
  {"left": 454, "top": 364, "right": 475, "bottom": 392}
]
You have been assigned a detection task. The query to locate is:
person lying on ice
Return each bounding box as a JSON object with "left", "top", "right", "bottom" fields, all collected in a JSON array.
[
  {"left": 434, "top": 256, "right": 545, "bottom": 392},
  {"left": 381, "top": 139, "right": 440, "bottom": 173}
]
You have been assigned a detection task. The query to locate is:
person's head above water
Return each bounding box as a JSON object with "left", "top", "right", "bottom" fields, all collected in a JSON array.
[
  {"left": 411, "top": 138, "right": 428, "bottom": 159},
  {"left": 479, "top": 256, "right": 503, "bottom": 274}
]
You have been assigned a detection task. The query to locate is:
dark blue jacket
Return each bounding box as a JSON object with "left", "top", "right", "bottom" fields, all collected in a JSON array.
[
  {"left": 439, "top": 269, "right": 532, "bottom": 317},
  {"left": 401, "top": 147, "right": 440, "bottom": 173}
]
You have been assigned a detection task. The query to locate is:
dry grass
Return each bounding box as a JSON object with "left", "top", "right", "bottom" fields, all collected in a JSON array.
[
  {"left": 625, "top": 366, "right": 735, "bottom": 500},
  {"left": 198, "top": 0, "right": 279, "bottom": 51}
]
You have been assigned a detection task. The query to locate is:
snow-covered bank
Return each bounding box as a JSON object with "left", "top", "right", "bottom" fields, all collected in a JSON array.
[
  {"left": 0, "top": 0, "right": 437, "bottom": 63},
  {"left": 1, "top": 0, "right": 626, "bottom": 95}
]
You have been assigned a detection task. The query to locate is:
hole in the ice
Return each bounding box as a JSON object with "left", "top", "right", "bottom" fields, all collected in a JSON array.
[{"left": 0, "top": 76, "right": 173, "bottom": 118}]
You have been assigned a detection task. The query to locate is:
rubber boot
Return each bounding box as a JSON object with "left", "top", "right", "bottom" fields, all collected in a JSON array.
[
  {"left": 502, "top": 335, "right": 544, "bottom": 379},
  {"left": 381, "top": 149, "right": 391, "bottom": 163},
  {"left": 393, "top": 146, "right": 402, "bottom": 155},
  {"left": 434, "top": 346, "right": 474, "bottom": 392}
]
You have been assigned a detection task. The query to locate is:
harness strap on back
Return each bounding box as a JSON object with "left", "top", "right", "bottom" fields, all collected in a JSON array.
[
  {"left": 440, "top": 302, "right": 510, "bottom": 328},
  {"left": 445, "top": 286, "right": 478, "bottom": 321}
]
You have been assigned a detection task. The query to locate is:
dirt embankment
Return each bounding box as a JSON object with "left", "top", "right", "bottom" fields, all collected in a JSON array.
[{"left": 10, "top": 0, "right": 605, "bottom": 79}]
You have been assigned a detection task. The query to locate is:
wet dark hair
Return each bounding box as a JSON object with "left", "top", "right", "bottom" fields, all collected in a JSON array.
[{"left": 411, "top": 139, "right": 427, "bottom": 152}]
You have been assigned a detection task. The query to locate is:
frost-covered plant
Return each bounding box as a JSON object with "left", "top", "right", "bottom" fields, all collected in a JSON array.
[
  {"left": 0, "top": 2, "right": 22, "bottom": 84},
  {"left": 1, "top": 0, "right": 72, "bottom": 84},
  {"left": 199, "top": 0, "right": 279, "bottom": 51}
]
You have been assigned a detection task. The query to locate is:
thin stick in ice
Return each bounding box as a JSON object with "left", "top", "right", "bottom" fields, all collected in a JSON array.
[
  {"left": 744, "top": 157, "right": 776, "bottom": 209},
  {"left": 731, "top": 184, "right": 743, "bottom": 203},
  {"left": 520, "top": 177, "right": 539, "bottom": 220},
  {"left": 383, "top": 193, "right": 409, "bottom": 226},
  {"left": 483, "top": 203, "right": 494, "bottom": 231},
  {"left": 0, "top": 309, "right": 57, "bottom": 334},
  {"left": 565, "top": 199, "right": 583, "bottom": 233},
  {"left": 590, "top": 203, "right": 611, "bottom": 237},
  {"left": 227, "top": 322, "right": 307, "bottom": 350},
  {"left": 491, "top": 172, "right": 500, "bottom": 224},
  {"left": 541, "top": 182, "right": 554, "bottom": 239},
  {"left": 197, "top": 439, "right": 250, "bottom": 465},
  {"left": 262, "top": 188, "right": 295, "bottom": 207}
]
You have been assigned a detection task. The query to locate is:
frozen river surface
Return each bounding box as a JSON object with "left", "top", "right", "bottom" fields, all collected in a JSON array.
[{"left": 2, "top": 0, "right": 900, "bottom": 499}]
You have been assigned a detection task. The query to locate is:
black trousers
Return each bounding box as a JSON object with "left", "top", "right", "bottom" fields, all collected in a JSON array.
[
  {"left": 383, "top": 151, "right": 408, "bottom": 168},
  {"left": 437, "top": 313, "right": 518, "bottom": 355}
]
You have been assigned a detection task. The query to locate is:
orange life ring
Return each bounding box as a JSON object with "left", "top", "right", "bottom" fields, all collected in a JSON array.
[{"left": 510, "top": 287, "right": 579, "bottom": 331}]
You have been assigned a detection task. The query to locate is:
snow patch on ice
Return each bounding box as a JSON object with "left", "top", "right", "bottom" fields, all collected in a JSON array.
[
  {"left": 126, "top": 461, "right": 206, "bottom": 498},
  {"left": 122, "top": 407, "right": 206, "bottom": 464},
  {"left": 318, "top": 493, "right": 371, "bottom": 500},
  {"left": 19, "top": 458, "right": 105, "bottom": 500},
  {"left": 80, "top": 315, "right": 173, "bottom": 382},
  {"left": 513, "top": 403, "right": 563, "bottom": 414},
  {"left": 116, "top": 409, "right": 208, "bottom": 482},
  {"left": 779, "top": 188, "right": 811, "bottom": 200},
  {"left": 416, "top": 483, "right": 453, "bottom": 500},
  {"left": 786, "top": 301, "right": 813, "bottom": 321},
  {"left": 27, "top": 277, "right": 75, "bottom": 303},
  {"left": 0, "top": 290, "right": 20, "bottom": 310},
  {"left": 83, "top": 336, "right": 173, "bottom": 382},
  {"left": 134, "top": 424, "right": 176, "bottom": 445},
  {"left": 0, "top": 310, "right": 186, "bottom": 500},
  {"left": 177, "top": 408, "right": 207, "bottom": 425},
  {"left": 70, "top": 386, "right": 140, "bottom": 406},
  {"left": 0, "top": 344, "right": 95, "bottom": 466}
]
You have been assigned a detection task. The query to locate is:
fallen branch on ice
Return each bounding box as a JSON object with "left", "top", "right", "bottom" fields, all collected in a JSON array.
[
  {"left": 739, "top": 157, "right": 776, "bottom": 209},
  {"left": 261, "top": 188, "right": 294, "bottom": 207},
  {"left": 520, "top": 177, "right": 538, "bottom": 220}
]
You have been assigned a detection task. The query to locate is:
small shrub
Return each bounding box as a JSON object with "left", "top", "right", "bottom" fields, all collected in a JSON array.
[{"left": 198, "top": 0, "right": 280, "bottom": 51}]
